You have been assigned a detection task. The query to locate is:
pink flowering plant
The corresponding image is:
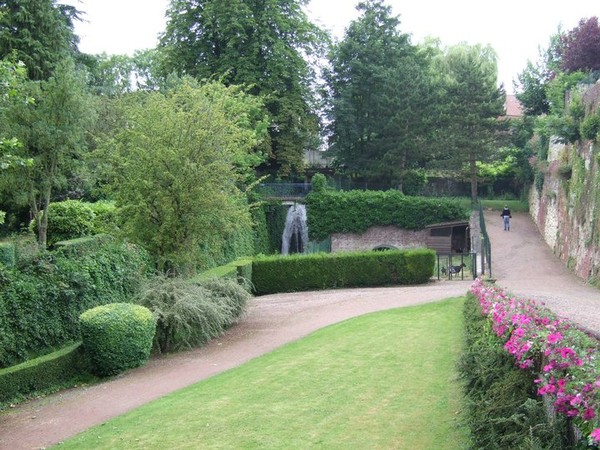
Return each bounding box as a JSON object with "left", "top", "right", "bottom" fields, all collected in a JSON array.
[{"left": 470, "top": 278, "right": 600, "bottom": 446}]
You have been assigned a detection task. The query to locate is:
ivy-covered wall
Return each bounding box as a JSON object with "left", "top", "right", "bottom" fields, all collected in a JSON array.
[{"left": 529, "top": 84, "right": 600, "bottom": 287}]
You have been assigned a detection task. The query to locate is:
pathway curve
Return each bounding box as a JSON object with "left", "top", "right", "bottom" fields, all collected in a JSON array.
[{"left": 0, "top": 210, "right": 598, "bottom": 449}]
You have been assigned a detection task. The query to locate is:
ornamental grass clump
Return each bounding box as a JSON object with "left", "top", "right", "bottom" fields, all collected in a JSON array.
[
  {"left": 470, "top": 278, "right": 600, "bottom": 446},
  {"left": 134, "top": 276, "right": 251, "bottom": 353}
]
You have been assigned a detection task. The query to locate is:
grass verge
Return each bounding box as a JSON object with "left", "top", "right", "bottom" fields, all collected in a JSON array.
[{"left": 60, "top": 298, "right": 468, "bottom": 449}]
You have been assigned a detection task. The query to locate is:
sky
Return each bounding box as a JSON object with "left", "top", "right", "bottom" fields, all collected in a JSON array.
[{"left": 63, "top": 0, "right": 600, "bottom": 93}]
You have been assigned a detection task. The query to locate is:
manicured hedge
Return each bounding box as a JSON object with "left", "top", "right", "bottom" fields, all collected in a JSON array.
[
  {"left": 305, "top": 190, "right": 469, "bottom": 241},
  {"left": 0, "top": 236, "right": 152, "bottom": 368},
  {"left": 252, "top": 249, "right": 435, "bottom": 295},
  {"left": 80, "top": 303, "right": 156, "bottom": 377},
  {"left": 0, "top": 342, "right": 88, "bottom": 405}
]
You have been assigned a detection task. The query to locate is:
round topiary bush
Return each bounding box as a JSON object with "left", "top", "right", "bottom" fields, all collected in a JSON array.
[{"left": 79, "top": 303, "right": 156, "bottom": 377}]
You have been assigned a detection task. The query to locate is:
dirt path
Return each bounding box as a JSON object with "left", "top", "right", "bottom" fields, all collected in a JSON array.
[{"left": 1, "top": 210, "right": 598, "bottom": 449}]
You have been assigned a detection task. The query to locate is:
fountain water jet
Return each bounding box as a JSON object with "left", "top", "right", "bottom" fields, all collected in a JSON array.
[{"left": 281, "top": 203, "right": 308, "bottom": 255}]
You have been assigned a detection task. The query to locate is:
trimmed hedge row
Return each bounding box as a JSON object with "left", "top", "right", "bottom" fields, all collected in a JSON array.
[
  {"left": 305, "top": 190, "right": 469, "bottom": 241},
  {"left": 193, "top": 257, "right": 253, "bottom": 283},
  {"left": 458, "top": 293, "right": 569, "bottom": 449},
  {"left": 252, "top": 249, "right": 435, "bottom": 295},
  {"left": 0, "top": 236, "right": 152, "bottom": 368},
  {"left": 0, "top": 342, "right": 88, "bottom": 405}
]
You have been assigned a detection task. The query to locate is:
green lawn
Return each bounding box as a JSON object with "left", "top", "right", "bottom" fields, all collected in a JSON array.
[
  {"left": 456, "top": 197, "right": 528, "bottom": 212},
  {"left": 59, "top": 298, "right": 468, "bottom": 449}
]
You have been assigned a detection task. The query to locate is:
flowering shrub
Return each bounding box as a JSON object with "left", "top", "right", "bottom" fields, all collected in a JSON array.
[{"left": 470, "top": 278, "right": 600, "bottom": 446}]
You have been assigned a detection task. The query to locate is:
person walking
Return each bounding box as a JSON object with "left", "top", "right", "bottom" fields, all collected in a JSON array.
[{"left": 501, "top": 205, "right": 512, "bottom": 231}]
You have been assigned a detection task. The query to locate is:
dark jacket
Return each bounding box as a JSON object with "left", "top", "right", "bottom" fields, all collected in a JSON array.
[{"left": 501, "top": 208, "right": 511, "bottom": 218}]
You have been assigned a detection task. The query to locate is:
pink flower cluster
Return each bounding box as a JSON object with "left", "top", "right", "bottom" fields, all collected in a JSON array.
[{"left": 470, "top": 278, "right": 600, "bottom": 444}]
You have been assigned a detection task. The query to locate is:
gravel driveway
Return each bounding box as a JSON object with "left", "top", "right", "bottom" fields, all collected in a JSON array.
[{"left": 0, "top": 210, "right": 598, "bottom": 450}]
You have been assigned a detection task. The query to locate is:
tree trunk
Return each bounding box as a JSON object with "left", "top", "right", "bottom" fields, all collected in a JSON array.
[
  {"left": 37, "top": 187, "right": 51, "bottom": 249},
  {"left": 469, "top": 151, "right": 478, "bottom": 206}
]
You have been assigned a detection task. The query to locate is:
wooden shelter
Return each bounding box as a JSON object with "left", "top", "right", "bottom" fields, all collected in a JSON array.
[{"left": 425, "top": 221, "right": 470, "bottom": 254}]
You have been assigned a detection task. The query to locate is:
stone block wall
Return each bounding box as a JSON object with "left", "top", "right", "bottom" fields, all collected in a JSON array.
[{"left": 331, "top": 226, "right": 429, "bottom": 253}]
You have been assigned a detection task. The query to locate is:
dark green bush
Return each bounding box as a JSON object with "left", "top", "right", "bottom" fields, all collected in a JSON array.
[
  {"left": 0, "top": 342, "right": 89, "bottom": 405},
  {"left": 33, "top": 200, "right": 95, "bottom": 247},
  {"left": 134, "top": 277, "right": 251, "bottom": 353},
  {"left": 252, "top": 249, "right": 435, "bottom": 295},
  {"left": 0, "top": 242, "right": 15, "bottom": 266},
  {"left": 80, "top": 303, "right": 156, "bottom": 377},
  {"left": 458, "top": 294, "right": 570, "bottom": 449},
  {"left": 0, "top": 236, "right": 152, "bottom": 368},
  {"left": 305, "top": 190, "right": 469, "bottom": 241},
  {"left": 29, "top": 200, "right": 118, "bottom": 248}
]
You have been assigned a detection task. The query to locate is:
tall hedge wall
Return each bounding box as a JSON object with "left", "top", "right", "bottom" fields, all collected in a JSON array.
[
  {"left": 252, "top": 249, "right": 435, "bottom": 295},
  {"left": 305, "top": 190, "right": 469, "bottom": 241},
  {"left": 0, "top": 236, "right": 152, "bottom": 368}
]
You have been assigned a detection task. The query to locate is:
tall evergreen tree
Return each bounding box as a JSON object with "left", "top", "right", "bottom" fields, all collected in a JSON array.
[
  {"left": 159, "top": 0, "right": 327, "bottom": 177},
  {"left": 0, "top": 0, "right": 80, "bottom": 80},
  {"left": 326, "top": 0, "right": 437, "bottom": 190},
  {"left": 437, "top": 44, "right": 505, "bottom": 204}
]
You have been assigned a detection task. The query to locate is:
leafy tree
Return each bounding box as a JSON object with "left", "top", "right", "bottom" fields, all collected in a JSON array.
[
  {"left": 560, "top": 17, "right": 600, "bottom": 73},
  {"left": 515, "top": 32, "right": 563, "bottom": 117},
  {"left": 0, "top": 57, "right": 33, "bottom": 170},
  {"left": 437, "top": 43, "right": 505, "bottom": 204},
  {"left": 326, "top": 0, "right": 437, "bottom": 190},
  {"left": 99, "top": 79, "right": 268, "bottom": 274},
  {"left": 0, "top": 0, "right": 80, "bottom": 80},
  {"left": 0, "top": 59, "right": 94, "bottom": 247},
  {"left": 158, "top": 0, "right": 327, "bottom": 177},
  {"left": 78, "top": 49, "right": 165, "bottom": 96}
]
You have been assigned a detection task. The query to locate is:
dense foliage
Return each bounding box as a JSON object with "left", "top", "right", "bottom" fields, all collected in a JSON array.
[
  {"left": 0, "top": 236, "right": 151, "bottom": 367},
  {"left": 0, "top": 59, "right": 95, "bottom": 247},
  {"left": 159, "top": 0, "right": 326, "bottom": 177},
  {"left": 134, "top": 276, "right": 251, "bottom": 353},
  {"left": 434, "top": 43, "right": 506, "bottom": 203},
  {"left": 560, "top": 17, "right": 600, "bottom": 73},
  {"left": 0, "top": 0, "right": 81, "bottom": 81},
  {"left": 252, "top": 249, "right": 435, "bottom": 295},
  {"left": 98, "top": 79, "right": 267, "bottom": 274},
  {"left": 305, "top": 189, "right": 469, "bottom": 241},
  {"left": 459, "top": 292, "right": 570, "bottom": 449},
  {"left": 326, "top": 0, "right": 437, "bottom": 189}
]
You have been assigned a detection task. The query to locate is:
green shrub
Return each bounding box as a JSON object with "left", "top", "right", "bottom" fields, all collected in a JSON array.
[
  {"left": 0, "top": 242, "right": 15, "bottom": 266},
  {"left": 252, "top": 249, "right": 435, "bottom": 295},
  {"left": 0, "top": 237, "right": 152, "bottom": 368},
  {"left": 88, "top": 201, "right": 119, "bottom": 235},
  {"left": 134, "top": 277, "right": 251, "bottom": 353},
  {"left": 458, "top": 294, "right": 570, "bottom": 449},
  {"left": 305, "top": 190, "right": 469, "bottom": 241},
  {"left": 0, "top": 342, "right": 89, "bottom": 405},
  {"left": 29, "top": 200, "right": 119, "bottom": 248},
  {"left": 36, "top": 200, "right": 95, "bottom": 247},
  {"left": 580, "top": 111, "right": 600, "bottom": 141},
  {"left": 80, "top": 303, "right": 156, "bottom": 377},
  {"left": 311, "top": 173, "right": 328, "bottom": 193}
]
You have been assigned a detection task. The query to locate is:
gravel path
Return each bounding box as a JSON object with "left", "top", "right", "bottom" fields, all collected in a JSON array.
[
  {"left": 0, "top": 210, "right": 598, "bottom": 449},
  {"left": 484, "top": 210, "right": 600, "bottom": 334}
]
